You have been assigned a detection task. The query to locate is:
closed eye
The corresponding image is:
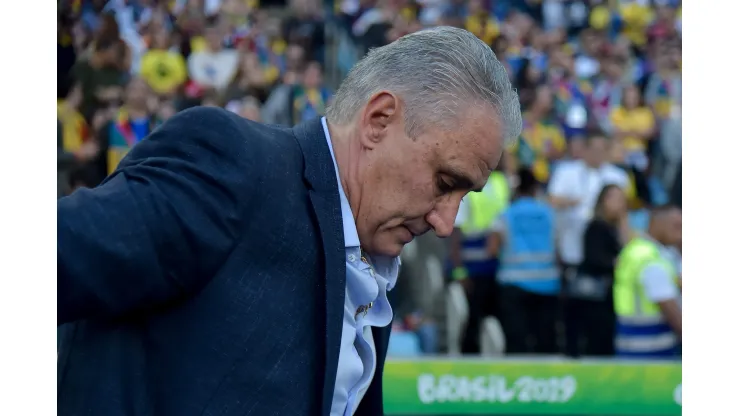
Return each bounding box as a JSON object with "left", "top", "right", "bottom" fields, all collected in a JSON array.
[{"left": 436, "top": 176, "right": 456, "bottom": 195}]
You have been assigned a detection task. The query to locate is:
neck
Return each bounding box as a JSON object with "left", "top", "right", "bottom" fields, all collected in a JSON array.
[
  {"left": 647, "top": 229, "right": 662, "bottom": 245},
  {"left": 585, "top": 158, "right": 602, "bottom": 169},
  {"left": 526, "top": 110, "right": 542, "bottom": 120},
  {"left": 128, "top": 107, "right": 148, "bottom": 119},
  {"left": 326, "top": 121, "right": 362, "bottom": 220},
  {"left": 601, "top": 214, "right": 619, "bottom": 225}
]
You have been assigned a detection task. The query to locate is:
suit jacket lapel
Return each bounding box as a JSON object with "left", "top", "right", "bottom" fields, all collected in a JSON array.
[{"left": 293, "top": 118, "right": 346, "bottom": 416}]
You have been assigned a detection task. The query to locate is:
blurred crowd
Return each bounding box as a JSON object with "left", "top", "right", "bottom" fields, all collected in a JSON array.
[
  {"left": 57, "top": 0, "right": 682, "bottom": 358},
  {"left": 57, "top": 0, "right": 331, "bottom": 195}
]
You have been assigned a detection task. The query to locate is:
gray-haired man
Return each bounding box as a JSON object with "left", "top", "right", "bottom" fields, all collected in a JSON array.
[{"left": 57, "top": 27, "right": 521, "bottom": 416}]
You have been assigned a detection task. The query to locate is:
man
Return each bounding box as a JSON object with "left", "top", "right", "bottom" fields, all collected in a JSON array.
[
  {"left": 187, "top": 22, "right": 240, "bottom": 93},
  {"left": 57, "top": 27, "right": 521, "bottom": 416},
  {"left": 290, "top": 61, "right": 333, "bottom": 125},
  {"left": 547, "top": 134, "right": 629, "bottom": 282},
  {"left": 613, "top": 205, "right": 682, "bottom": 359},
  {"left": 104, "top": 78, "right": 158, "bottom": 177},
  {"left": 488, "top": 168, "right": 560, "bottom": 354}
]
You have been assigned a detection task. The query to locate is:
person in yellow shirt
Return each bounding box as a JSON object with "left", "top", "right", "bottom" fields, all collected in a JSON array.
[
  {"left": 514, "top": 86, "right": 567, "bottom": 184},
  {"left": 465, "top": 0, "right": 500, "bottom": 46},
  {"left": 57, "top": 100, "right": 89, "bottom": 154},
  {"left": 617, "top": 0, "right": 654, "bottom": 48},
  {"left": 610, "top": 84, "right": 655, "bottom": 172},
  {"left": 140, "top": 30, "right": 188, "bottom": 96}
]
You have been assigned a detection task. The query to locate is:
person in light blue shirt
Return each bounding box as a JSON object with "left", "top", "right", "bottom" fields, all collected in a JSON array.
[{"left": 488, "top": 168, "right": 560, "bottom": 354}]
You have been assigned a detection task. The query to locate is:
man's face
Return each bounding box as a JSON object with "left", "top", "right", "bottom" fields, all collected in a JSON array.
[
  {"left": 286, "top": 45, "right": 306, "bottom": 70},
  {"left": 585, "top": 137, "right": 609, "bottom": 167},
  {"left": 125, "top": 79, "right": 150, "bottom": 108},
  {"left": 205, "top": 28, "right": 222, "bottom": 52},
  {"left": 240, "top": 106, "right": 261, "bottom": 122},
  {"left": 302, "top": 63, "right": 323, "bottom": 89},
  {"left": 354, "top": 94, "right": 503, "bottom": 257},
  {"left": 662, "top": 209, "right": 682, "bottom": 247},
  {"left": 533, "top": 87, "right": 553, "bottom": 112}
]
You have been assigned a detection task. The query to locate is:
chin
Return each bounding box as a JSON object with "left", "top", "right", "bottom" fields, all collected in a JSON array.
[{"left": 369, "top": 239, "right": 404, "bottom": 258}]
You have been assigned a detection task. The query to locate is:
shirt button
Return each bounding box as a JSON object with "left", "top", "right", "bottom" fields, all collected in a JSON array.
[{"left": 348, "top": 254, "right": 356, "bottom": 262}]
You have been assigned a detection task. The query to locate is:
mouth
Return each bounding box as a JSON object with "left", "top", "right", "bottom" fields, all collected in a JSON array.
[{"left": 402, "top": 225, "right": 422, "bottom": 243}]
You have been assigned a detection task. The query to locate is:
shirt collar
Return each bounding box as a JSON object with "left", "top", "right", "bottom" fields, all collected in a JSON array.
[{"left": 321, "top": 117, "right": 360, "bottom": 248}]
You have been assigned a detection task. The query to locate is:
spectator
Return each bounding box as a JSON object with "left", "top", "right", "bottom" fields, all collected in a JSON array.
[
  {"left": 442, "top": 0, "right": 467, "bottom": 27},
  {"left": 70, "top": 13, "right": 130, "bottom": 121},
  {"left": 262, "top": 83, "right": 298, "bottom": 126},
  {"left": 352, "top": 0, "right": 396, "bottom": 52},
  {"left": 226, "top": 96, "right": 263, "bottom": 122},
  {"left": 187, "top": 22, "right": 240, "bottom": 93},
  {"left": 283, "top": 0, "right": 325, "bottom": 62},
  {"left": 644, "top": 46, "right": 681, "bottom": 122},
  {"left": 103, "top": 78, "right": 157, "bottom": 176},
  {"left": 548, "top": 48, "right": 590, "bottom": 139},
  {"left": 610, "top": 84, "right": 656, "bottom": 172},
  {"left": 515, "top": 58, "right": 546, "bottom": 110},
  {"left": 465, "top": 0, "right": 500, "bottom": 46},
  {"left": 567, "top": 135, "right": 587, "bottom": 161},
  {"left": 566, "top": 184, "right": 630, "bottom": 358},
  {"left": 647, "top": 3, "right": 680, "bottom": 44},
  {"left": 658, "top": 112, "right": 681, "bottom": 201},
  {"left": 290, "top": 61, "right": 332, "bottom": 124},
  {"left": 58, "top": 88, "right": 101, "bottom": 194},
  {"left": 573, "top": 29, "right": 602, "bottom": 79},
  {"left": 172, "top": 0, "right": 224, "bottom": 19},
  {"left": 223, "top": 52, "right": 272, "bottom": 102},
  {"left": 488, "top": 168, "right": 559, "bottom": 354},
  {"left": 139, "top": 29, "right": 188, "bottom": 97},
  {"left": 515, "top": 85, "right": 567, "bottom": 184},
  {"left": 58, "top": 12, "right": 78, "bottom": 99},
  {"left": 609, "top": 138, "right": 652, "bottom": 210},
  {"left": 589, "top": 55, "right": 626, "bottom": 135},
  {"left": 157, "top": 99, "right": 178, "bottom": 123},
  {"left": 92, "top": 12, "right": 132, "bottom": 74},
  {"left": 616, "top": 0, "right": 655, "bottom": 48},
  {"left": 548, "top": 134, "right": 629, "bottom": 281},
  {"left": 283, "top": 44, "right": 307, "bottom": 85}
]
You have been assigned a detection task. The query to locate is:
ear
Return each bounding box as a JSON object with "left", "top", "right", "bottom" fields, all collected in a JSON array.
[{"left": 359, "top": 91, "right": 401, "bottom": 149}]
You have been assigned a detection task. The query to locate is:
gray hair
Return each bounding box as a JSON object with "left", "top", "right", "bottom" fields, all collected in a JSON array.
[{"left": 326, "top": 26, "right": 522, "bottom": 146}]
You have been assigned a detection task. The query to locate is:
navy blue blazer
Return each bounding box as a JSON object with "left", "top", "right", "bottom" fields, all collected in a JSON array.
[{"left": 57, "top": 107, "right": 390, "bottom": 416}]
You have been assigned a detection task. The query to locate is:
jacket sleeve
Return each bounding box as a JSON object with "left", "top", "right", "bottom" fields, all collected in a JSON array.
[{"left": 58, "top": 106, "right": 256, "bottom": 325}]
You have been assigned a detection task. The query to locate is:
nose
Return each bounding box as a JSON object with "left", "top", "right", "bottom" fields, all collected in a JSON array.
[{"left": 426, "top": 196, "right": 462, "bottom": 238}]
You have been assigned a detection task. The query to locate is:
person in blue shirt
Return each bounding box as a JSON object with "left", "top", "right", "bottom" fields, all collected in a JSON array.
[{"left": 487, "top": 167, "right": 560, "bottom": 354}]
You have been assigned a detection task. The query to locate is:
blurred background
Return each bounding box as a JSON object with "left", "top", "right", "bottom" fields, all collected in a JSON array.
[{"left": 57, "top": 0, "right": 682, "bottom": 414}]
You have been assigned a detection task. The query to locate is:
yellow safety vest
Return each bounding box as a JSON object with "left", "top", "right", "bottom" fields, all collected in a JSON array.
[
  {"left": 614, "top": 237, "right": 678, "bottom": 319},
  {"left": 613, "top": 237, "right": 680, "bottom": 356},
  {"left": 460, "top": 172, "right": 510, "bottom": 236}
]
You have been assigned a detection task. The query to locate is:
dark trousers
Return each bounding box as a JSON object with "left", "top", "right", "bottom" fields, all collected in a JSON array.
[
  {"left": 498, "top": 285, "right": 559, "bottom": 354},
  {"left": 461, "top": 276, "right": 500, "bottom": 354},
  {"left": 564, "top": 297, "right": 616, "bottom": 358}
]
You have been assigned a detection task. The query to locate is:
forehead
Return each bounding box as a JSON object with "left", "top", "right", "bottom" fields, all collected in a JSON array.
[
  {"left": 430, "top": 105, "right": 505, "bottom": 174},
  {"left": 589, "top": 137, "right": 609, "bottom": 148}
]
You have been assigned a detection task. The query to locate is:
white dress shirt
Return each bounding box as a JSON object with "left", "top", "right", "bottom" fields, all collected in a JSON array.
[
  {"left": 322, "top": 118, "right": 400, "bottom": 416},
  {"left": 548, "top": 160, "right": 629, "bottom": 265}
]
